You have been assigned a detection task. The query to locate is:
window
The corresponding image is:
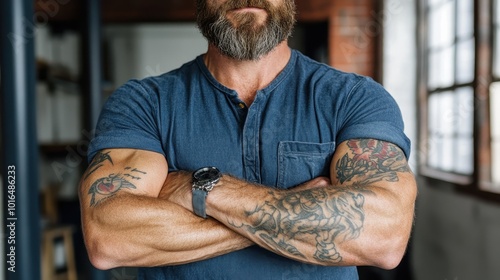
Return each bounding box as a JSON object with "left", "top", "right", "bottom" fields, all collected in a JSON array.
[
  {"left": 419, "top": 0, "right": 500, "bottom": 194},
  {"left": 492, "top": 83, "right": 500, "bottom": 185},
  {"left": 492, "top": 0, "right": 500, "bottom": 186}
]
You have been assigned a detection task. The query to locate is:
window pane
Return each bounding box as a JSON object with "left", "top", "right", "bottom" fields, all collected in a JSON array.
[
  {"left": 494, "top": 0, "right": 500, "bottom": 23},
  {"left": 456, "top": 38, "right": 475, "bottom": 84},
  {"left": 492, "top": 83, "right": 500, "bottom": 137},
  {"left": 496, "top": 0, "right": 500, "bottom": 25},
  {"left": 428, "top": 94, "right": 442, "bottom": 168},
  {"left": 440, "top": 91, "right": 455, "bottom": 172},
  {"left": 428, "top": 137, "right": 443, "bottom": 169},
  {"left": 428, "top": 9, "right": 441, "bottom": 49},
  {"left": 493, "top": 142, "right": 500, "bottom": 185},
  {"left": 456, "top": 87, "right": 474, "bottom": 136},
  {"left": 427, "top": 47, "right": 455, "bottom": 89},
  {"left": 456, "top": 0, "right": 474, "bottom": 39},
  {"left": 428, "top": 1, "right": 456, "bottom": 49},
  {"left": 428, "top": 0, "right": 445, "bottom": 8},
  {"left": 428, "top": 93, "right": 440, "bottom": 133},
  {"left": 491, "top": 83, "right": 500, "bottom": 184},
  {"left": 454, "top": 88, "right": 474, "bottom": 174},
  {"left": 494, "top": 0, "right": 500, "bottom": 77},
  {"left": 440, "top": 0, "right": 456, "bottom": 47},
  {"left": 440, "top": 46, "right": 456, "bottom": 87},
  {"left": 455, "top": 137, "right": 474, "bottom": 174},
  {"left": 440, "top": 91, "right": 456, "bottom": 137},
  {"left": 428, "top": 51, "right": 440, "bottom": 88},
  {"left": 495, "top": 28, "right": 500, "bottom": 77},
  {"left": 427, "top": 89, "right": 474, "bottom": 174},
  {"left": 428, "top": 92, "right": 457, "bottom": 171},
  {"left": 442, "top": 135, "right": 455, "bottom": 171}
]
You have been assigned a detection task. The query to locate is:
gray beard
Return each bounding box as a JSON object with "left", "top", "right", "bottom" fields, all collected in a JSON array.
[{"left": 208, "top": 14, "right": 290, "bottom": 60}]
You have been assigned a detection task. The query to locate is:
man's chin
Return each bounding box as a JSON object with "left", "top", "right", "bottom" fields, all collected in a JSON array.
[{"left": 228, "top": 19, "right": 267, "bottom": 31}]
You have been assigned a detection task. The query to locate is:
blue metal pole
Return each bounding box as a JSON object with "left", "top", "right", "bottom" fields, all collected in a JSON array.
[
  {"left": 1, "top": 0, "right": 41, "bottom": 279},
  {"left": 85, "top": 0, "right": 103, "bottom": 131},
  {"left": 83, "top": 0, "right": 107, "bottom": 278}
]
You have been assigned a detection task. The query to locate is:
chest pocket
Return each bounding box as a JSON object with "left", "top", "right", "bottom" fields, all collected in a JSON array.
[{"left": 277, "top": 141, "right": 336, "bottom": 189}]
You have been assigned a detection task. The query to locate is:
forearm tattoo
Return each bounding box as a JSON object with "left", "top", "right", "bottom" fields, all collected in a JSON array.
[
  {"left": 234, "top": 139, "right": 410, "bottom": 264},
  {"left": 85, "top": 151, "right": 147, "bottom": 207}
]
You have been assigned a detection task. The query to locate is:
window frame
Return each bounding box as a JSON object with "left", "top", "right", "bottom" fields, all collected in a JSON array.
[{"left": 417, "top": 0, "right": 500, "bottom": 197}]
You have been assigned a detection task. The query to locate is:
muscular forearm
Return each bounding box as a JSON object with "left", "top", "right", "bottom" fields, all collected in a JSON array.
[
  {"left": 205, "top": 175, "right": 414, "bottom": 269},
  {"left": 82, "top": 191, "right": 253, "bottom": 270}
]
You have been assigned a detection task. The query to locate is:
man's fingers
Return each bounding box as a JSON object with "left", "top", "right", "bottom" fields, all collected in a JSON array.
[{"left": 294, "top": 176, "right": 331, "bottom": 191}]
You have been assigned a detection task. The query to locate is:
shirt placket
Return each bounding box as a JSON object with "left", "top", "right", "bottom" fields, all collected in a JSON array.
[{"left": 242, "top": 91, "right": 265, "bottom": 184}]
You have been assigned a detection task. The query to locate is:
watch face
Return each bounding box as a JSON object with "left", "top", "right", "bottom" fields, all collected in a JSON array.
[{"left": 193, "top": 167, "right": 221, "bottom": 183}]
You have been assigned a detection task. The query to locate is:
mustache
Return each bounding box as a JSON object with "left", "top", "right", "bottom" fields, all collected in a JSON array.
[{"left": 221, "top": 0, "right": 272, "bottom": 11}]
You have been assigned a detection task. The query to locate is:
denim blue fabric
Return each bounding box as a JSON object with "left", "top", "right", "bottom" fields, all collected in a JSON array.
[
  {"left": 88, "top": 49, "right": 410, "bottom": 280},
  {"left": 137, "top": 246, "right": 359, "bottom": 280}
]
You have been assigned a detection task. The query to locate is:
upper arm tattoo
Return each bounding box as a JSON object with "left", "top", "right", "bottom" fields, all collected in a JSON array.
[
  {"left": 83, "top": 151, "right": 113, "bottom": 180},
  {"left": 232, "top": 139, "right": 410, "bottom": 265},
  {"left": 84, "top": 151, "right": 147, "bottom": 207},
  {"left": 336, "top": 139, "right": 410, "bottom": 185}
]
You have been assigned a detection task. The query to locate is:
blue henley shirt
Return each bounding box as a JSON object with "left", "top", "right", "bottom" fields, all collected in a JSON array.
[{"left": 88, "top": 49, "right": 410, "bottom": 280}]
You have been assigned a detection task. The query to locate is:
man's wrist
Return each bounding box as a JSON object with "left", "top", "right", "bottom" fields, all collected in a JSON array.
[
  {"left": 191, "top": 167, "right": 221, "bottom": 218},
  {"left": 204, "top": 175, "right": 227, "bottom": 218}
]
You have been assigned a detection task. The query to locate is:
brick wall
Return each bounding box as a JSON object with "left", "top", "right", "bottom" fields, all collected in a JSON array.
[{"left": 329, "top": 0, "right": 381, "bottom": 80}]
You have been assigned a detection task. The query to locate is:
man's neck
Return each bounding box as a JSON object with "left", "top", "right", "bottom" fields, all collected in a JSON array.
[{"left": 203, "top": 42, "right": 291, "bottom": 105}]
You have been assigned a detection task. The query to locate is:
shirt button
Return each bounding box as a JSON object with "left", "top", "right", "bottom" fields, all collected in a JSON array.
[{"left": 238, "top": 103, "right": 246, "bottom": 109}]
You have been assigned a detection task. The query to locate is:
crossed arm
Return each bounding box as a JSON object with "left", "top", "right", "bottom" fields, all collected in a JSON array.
[
  {"left": 79, "top": 149, "right": 253, "bottom": 269},
  {"left": 79, "top": 139, "right": 417, "bottom": 270}
]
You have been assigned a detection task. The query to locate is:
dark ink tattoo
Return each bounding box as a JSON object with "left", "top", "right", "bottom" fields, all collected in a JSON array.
[
  {"left": 336, "top": 139, "right": 410, "bottom": 185},
  {"left": 124, "top": 174, "right": 141, "bottom": 180},
  {"left": 233, "top": 140, "right": 410, "bottom": 264},
  {"left": 88, "top": 173, "right": 137, "bottom": 206},
  {"left": 131, "top": 168, "right": 147, "bottom": 174},
  {"left": 234, "top": 188, "right": 365, "bottom": 264},
  {"left": 122, "top": 168, "right": 147, "bottom": 180},
  {"left": 84, "top": 151, "right": 114, "bottom": 179},
  {"left": 88, "top": 168, "right": 147, "bottom": 206},
  {"left": 86, "top": 152, "right": 147, "bottom": 206}
]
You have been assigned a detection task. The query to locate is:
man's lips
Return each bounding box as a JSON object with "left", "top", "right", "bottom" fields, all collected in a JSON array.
[{"left": 230, "top": 7, "right": 265, "bottom": 12}]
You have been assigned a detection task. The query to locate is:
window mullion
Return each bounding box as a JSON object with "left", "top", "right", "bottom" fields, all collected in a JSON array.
[{"left": 474, "top": 0, "right": 493, "bottom": 189}]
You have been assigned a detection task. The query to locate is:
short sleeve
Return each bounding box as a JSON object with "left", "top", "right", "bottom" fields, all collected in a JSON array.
[
  {"left": 336, "top": 77, "right": 411, "bottom": 158},
  {"left": 87, "top": 79, "right": 164, "bottom": 163}
]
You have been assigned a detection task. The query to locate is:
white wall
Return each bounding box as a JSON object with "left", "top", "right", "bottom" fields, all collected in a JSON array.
[
  {"left": 382, "top": 0, "right": 418, "bottom": 171},
  {"left": 104, "top": 23, "right": 208, "bottom": 87}
]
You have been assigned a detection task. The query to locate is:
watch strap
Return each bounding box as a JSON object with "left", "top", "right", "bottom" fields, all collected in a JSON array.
[{"left": 192, "top": 188, "right": 208, "bottom": 219}]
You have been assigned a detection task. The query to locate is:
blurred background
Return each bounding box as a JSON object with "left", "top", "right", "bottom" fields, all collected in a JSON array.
[{"left": 1, "top": 0, "right": 500, "bottom": 279}]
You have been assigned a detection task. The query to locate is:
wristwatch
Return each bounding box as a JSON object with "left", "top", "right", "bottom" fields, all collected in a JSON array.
[{"left": 192, "top": 167, "right": 222, "bottom": 218}]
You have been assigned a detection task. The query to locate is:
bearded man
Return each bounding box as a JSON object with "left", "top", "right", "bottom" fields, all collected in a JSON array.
[{"left": 79, "top": 0, "right": 417, "bottom": 279}]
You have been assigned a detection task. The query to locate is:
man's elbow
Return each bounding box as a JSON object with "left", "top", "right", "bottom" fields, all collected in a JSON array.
[
  {"left": 83, "top": 227, "right": 120, "bottom": 270},
  {"left": 371, "top": 227, "right": 411, "bottom": 270},
  {"left": 373, "top": 185, "right": 416, "bottom": 270},
  {"left": 87, "top": 249, "right": 115, "bottom": 271},
  {"left": 373, "top": 244, "right": 407, "bottom": 270}
]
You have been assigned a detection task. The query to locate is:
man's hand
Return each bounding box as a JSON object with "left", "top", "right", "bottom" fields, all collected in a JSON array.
[{"left": 293, "top": 176, "right": 331, "bottom": 191}]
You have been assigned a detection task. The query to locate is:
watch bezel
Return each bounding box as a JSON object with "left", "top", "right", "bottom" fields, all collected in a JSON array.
[{"left": 192, "top": 167, "right": 221, "bottom": 192}]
